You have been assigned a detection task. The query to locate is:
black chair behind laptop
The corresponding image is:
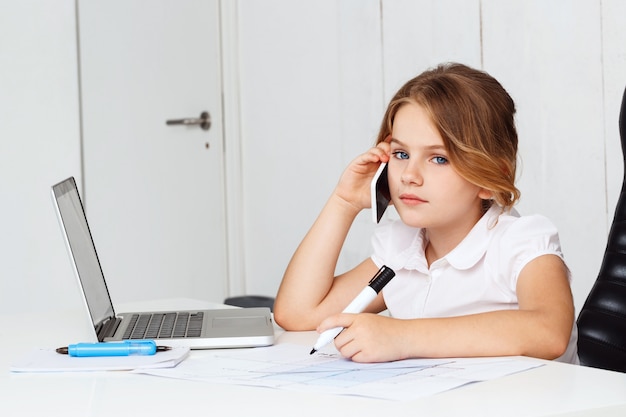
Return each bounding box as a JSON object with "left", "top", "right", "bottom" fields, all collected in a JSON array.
[
  {"left": 576, "top": 85, "right": 626, "bottom": 373},
  {"left": 224, "top": 295, "right": 275, "bottom": 312}
]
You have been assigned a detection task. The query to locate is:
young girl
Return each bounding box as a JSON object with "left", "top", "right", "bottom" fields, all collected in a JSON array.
[{"left": 273, "top": 63, "right": 578, "bottom": 364}]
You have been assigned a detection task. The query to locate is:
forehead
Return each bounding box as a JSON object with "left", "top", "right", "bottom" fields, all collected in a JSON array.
[{"left": 391, "top": 102, "right": 444, "bottom": 148}]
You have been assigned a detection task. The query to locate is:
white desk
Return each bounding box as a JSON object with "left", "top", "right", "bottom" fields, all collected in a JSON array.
[{"left": 2, "top": 299, "right": 626, "bottom": 417}]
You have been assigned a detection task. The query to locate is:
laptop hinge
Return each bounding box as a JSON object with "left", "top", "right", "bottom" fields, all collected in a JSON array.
[{"left": 95, "top": 316, "right": 122, "bottom": 341}]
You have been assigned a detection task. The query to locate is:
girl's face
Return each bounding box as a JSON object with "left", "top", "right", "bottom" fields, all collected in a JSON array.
[{"left": 387, "top": 102, "right": 490, "bottom": 236}]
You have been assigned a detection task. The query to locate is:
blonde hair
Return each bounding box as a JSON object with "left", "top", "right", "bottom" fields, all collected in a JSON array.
[{"left": 376, "top": 63, "right": 520, "bottom": 209}]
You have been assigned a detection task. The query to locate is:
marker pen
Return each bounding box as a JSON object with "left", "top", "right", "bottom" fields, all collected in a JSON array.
[
  {"left": 56, "top": 340, "right": 171, "bottom": 357},
  {"left": 310, "top": 265, "right": 395, "bottom": 354}
]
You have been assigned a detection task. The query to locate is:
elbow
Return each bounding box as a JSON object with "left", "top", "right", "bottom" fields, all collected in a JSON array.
[
  {"left": 519, "top": 339, "right": 568, "bottom": 361},
  {"left": 273, "top": 300, "right": 311, "bottom": 331},
  {"left": 526, "top": 310, "right": 575, "bottom": 360},
  {"left": 272, "top": 304, "right": 291, "bottom": 330},
  {"left": 542, "top": 317, "right": 575, "bottom": 360},
  {"left": 543, "top": 335, "right": 570, "bottom": 360},
  {"left": 534, "top": 340, "right": 568, "bottom": 361},
  {"left": 272, "top": 293, "right": 292, "bottom": 330},
  {"left": 529, "top": 327, "right": 572, "bottom": 360},
  {"left": 274, "top": 298, "right": 319, "bottom": 332}
]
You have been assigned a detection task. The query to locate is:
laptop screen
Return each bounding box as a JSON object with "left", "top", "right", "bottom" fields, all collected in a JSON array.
[{"left": 52, "top": 177, "right": 115, "bottom": 328}]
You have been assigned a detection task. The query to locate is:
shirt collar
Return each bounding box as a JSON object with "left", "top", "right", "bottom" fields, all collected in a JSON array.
[
  {"left": 397, "top": 204, "right": 506, "bottom": 272},
  {"left": 442, "top": 204, "right": 503, "bottom": 270}
]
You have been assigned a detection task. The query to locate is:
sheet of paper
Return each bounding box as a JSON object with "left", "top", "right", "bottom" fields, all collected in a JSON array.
[
  {"left": 136, "top": 343, "right": 543, "bottom": 401},
  {"left": 10, "top": 347, "right": 190, "bottom": 373}
]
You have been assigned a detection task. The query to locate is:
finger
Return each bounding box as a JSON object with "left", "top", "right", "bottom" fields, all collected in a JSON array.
[
  {"left": 356, "top": 150, "right": 386, "bottom": 167},
  {"left": 317, "top": 313, "right": 355, "bottom": 333},
  {"left": 335, "top": 331, "right": 369, "bottom": 362},
  {"left": 336, "top": 339, "right": 361, "bottom": 360},
  {"left": 370, "top": 144, "right": 391, "bottom": 162},
  {"left": 376, "top": 139, "right": 392, "bottom": 155}
]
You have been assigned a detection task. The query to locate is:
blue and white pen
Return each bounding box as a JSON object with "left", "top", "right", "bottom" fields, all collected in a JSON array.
[
  {"left": 310, "top": 265, "right": 395, "bottom": 354},
  {"left": 56, "top": 340, "right": 171, "bottom": 357}
]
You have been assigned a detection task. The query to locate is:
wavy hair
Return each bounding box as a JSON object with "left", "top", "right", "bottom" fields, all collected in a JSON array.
[{"left": 376, "top": 63, "right": 520, "bottom": 209}]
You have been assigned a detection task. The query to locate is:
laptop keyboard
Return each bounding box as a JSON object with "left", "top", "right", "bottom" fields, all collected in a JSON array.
[{"left": 122, "top": 312, "right": 204, "bottom": 339}]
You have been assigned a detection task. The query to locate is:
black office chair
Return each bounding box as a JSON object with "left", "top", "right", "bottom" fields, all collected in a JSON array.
[
  {"left": 576, "top": 85, "right": 626, "bottom": 373},
  {"left": 224, "top": 295, "right": 275, "bottom": 312}
]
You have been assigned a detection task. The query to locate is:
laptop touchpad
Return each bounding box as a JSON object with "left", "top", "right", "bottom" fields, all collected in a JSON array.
[{"left": 212, "top": 316, "right": 267, "bottom": 327}]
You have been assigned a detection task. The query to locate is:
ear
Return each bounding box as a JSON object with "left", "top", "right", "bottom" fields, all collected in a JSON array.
[{"left": 478, "top": 188, "right": 493, "bottom": 200}]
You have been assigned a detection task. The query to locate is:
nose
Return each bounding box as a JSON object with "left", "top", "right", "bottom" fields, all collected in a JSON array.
[{"left": 401, "top": 161, "right": 423, "bottom": 186}]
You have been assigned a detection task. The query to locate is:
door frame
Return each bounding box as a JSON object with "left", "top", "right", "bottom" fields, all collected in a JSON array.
[{"left": 220, "top": 1, "right": 246, "bottom": 297}]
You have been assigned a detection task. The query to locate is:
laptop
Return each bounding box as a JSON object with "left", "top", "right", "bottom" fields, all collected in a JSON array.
[{"left": 51, "top": 176, "right": 275, "bottom": 349}]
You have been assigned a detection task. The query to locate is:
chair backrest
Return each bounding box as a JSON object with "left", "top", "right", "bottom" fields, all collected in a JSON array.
[{"left": 576, "top": 86, "right": 626, "bottom": 372}]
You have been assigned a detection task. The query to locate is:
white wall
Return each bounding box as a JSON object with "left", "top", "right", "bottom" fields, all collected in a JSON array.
[
  {"left": 237, "top": 0, "right": 626, "bottom": 314},
  {"left": 603, "top": 0, "right": 626, "bottom": 216},
  {"left": 0, "top": 0, "right": 83, "bottom": 314},
  {"left": 2, "top": 0, "right": 625, "bottom": 316},
  {"left": 237, "top": 0, "right": 383, "bottom": 296},
  {"left": 481, "top": 0, "right": 609, "bottom": 314}
]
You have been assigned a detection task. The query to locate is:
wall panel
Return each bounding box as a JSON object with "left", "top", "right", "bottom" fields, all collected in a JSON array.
[
  {"left": 238, "top": 0, "right": 383, "bottom": 296},
  {"left": 602, "top": 0, "right": 626, "bottom": 225},
  {"left": 481, "top": 0, "right": 605, "bottom": 311},
  {"left": 381, "top": 0, "right": 482, "bottom": 101}
]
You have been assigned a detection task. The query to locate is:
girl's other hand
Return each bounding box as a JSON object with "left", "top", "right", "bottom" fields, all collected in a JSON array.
[
  {"left": 334, "top": 141, "right": 391, "bottom": 211},
  {"left": 317, "top": 312, "right": 408, "bottom": 363}
]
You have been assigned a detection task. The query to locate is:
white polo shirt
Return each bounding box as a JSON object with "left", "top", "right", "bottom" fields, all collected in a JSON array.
[{"left": 370, "top": 204, "right": 579, "bottom": 364}]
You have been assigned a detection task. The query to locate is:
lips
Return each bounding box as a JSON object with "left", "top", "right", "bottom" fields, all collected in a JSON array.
[{"left": 399, "top": 193, "right": 427, "bottom": 206}]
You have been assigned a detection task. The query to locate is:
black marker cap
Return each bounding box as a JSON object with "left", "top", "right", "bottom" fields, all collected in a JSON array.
[{"left": 368, "top": 265, "right": 395, "bottom": 293}]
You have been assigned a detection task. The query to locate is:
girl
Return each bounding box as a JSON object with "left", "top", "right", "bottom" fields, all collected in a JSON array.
[{"left": 273, "top": 63, "right": 578, "bottom": 364}]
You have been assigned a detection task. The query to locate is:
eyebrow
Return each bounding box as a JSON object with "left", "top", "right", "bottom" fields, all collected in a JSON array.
[{"left": 389, "top": 137, "right": 446, "bottom": 151}]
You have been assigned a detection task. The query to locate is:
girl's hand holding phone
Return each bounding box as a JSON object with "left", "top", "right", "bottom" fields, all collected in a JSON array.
[{"left": 334, "top": 143, "right": 391, "bottom": 211}]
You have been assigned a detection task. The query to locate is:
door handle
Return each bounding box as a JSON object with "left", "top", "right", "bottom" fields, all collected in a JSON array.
[{"left": 166, "top": 111, "right": 211, "bottom": 131}]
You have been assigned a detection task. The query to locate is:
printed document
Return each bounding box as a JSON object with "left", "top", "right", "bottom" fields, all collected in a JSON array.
[{"left": 136, "top": 343, "right": 542, "bottom": 401}]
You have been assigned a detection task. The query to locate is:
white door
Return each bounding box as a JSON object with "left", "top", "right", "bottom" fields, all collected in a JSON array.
[
  {"left": 77, "top": 0, "right": 228, "bottom": 304},
  {"left": 0, "top": 0, "right": 83, "bottom": 314}
]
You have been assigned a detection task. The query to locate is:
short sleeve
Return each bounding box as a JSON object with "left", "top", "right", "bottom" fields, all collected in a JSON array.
[{"left": 486, "top": 214, "right": 567, "bottom": 292}]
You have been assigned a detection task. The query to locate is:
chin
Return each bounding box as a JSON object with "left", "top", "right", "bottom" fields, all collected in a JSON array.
[{"left": 396, "top": 212, "right": 428, "bottom": 229}]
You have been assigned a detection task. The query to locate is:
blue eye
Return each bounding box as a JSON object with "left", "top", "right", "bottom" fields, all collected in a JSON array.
[
  {"left": 392, "top": 151, "right": 409, "bottom": 160},
  {"left": 431, "top": 156, "right": 448, "bottom": 165}
]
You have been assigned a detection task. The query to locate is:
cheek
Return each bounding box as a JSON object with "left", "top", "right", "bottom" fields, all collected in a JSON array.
[
  {"left": 386, "top": 167, "right": 402, "bottom": 198},
  {"left": 447, "top": 177, "right": 483, "bottom": 199}
]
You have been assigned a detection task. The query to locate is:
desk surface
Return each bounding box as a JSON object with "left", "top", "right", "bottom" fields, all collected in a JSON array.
[{"left": 2, "top": 299, "right": 626, "bottom": 417}]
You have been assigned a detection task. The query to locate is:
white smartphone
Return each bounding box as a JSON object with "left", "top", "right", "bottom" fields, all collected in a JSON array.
[{"left": 371, "top": 163, "right": 391, "bottom": 223}]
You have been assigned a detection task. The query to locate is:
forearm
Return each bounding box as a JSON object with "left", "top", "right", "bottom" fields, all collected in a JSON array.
[
  {"left": 274, "top": 193, "right": 361, "bottom": 330},
  {"left": 400, "top": 309, "right": 573, "bottom": 360},
  {"left": 397, "top": 256, "right": 574, "bottom": 361}
]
